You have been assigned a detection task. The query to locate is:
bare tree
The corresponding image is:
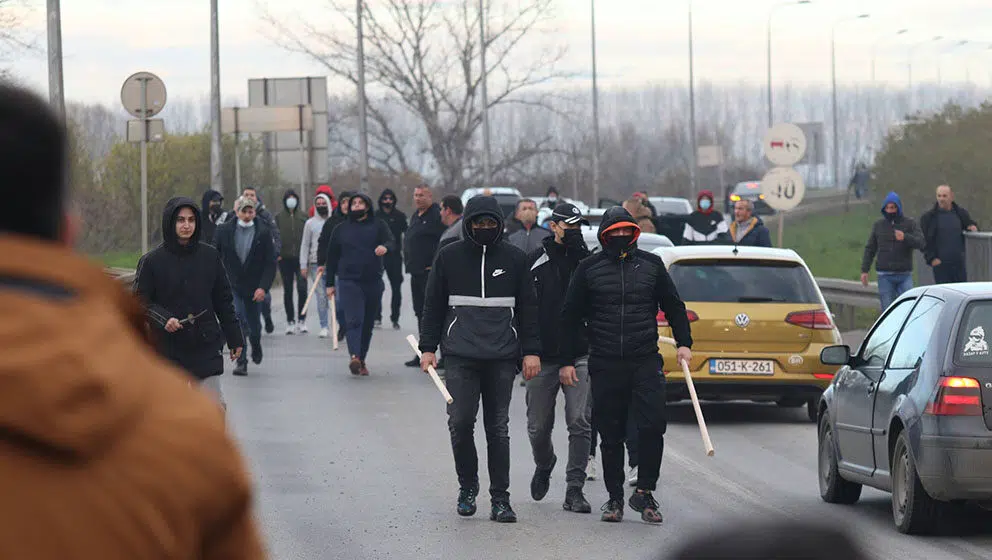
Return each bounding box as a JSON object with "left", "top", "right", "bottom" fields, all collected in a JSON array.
[
  {"left": 261, "top": 0, "right": 571, "bottom": 192},
  {"left": 0, "top": 0, "right": 34, "bottom": 78}
]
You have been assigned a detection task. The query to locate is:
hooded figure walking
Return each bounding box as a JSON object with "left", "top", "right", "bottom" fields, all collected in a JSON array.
[
  {"left": 134, "top": 197, "right": 244, "bottom": 405},
  {"left": 376, "top": 188, "right": 408, "bottom": 329},
  {"left": 860, "top": 191, "right": 924, "bottom": 310},
  {"left": 275, "top": 189, "right": 309, "bottom": 334},
  {"left": 324, "top": 193, "right": 396, "bottom": 375}
]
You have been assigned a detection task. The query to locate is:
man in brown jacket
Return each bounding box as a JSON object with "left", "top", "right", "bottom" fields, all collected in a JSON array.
[{"left": 0, "top": 84, "right": 266, "bottom": 558}]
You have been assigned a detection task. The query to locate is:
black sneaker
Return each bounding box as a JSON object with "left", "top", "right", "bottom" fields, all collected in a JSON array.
[
  {"left": 405, "top": 357, "right": 421, "bottom": 368},
  {"left": 563, "top": 487, "right": 591, "bottom": 513},
  {"left": 264, "top": 314, "right": 274, "bottom": 334},
  {"left": 457, "top": 488, "right": 477, "bottom": 517},
  {"left": 337, "top": 329, "right": 346, "bottom": 342},
  {"left": 530, "top": 455, "right": 556, "bottom": 501},
  {"left": 251, "top": 345, "right": 263, "bottom": 365},
  {"left": 233, "top": 362, "right": 248, "bottom": 376},
  {"left": 490, "top": 501, "right": 517, "bottom": 523},
  {"left": 392, "top": 321, "right": 401, "bottom": 330},
  {"left": 628, "top": 490, "right": 663, "bottom": 524},
  {"left": 600, "top": 498, "right": 624, "bottom": 522}
]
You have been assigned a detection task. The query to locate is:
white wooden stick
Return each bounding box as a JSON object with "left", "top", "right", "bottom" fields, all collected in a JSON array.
[
  {"left": 300, "top": 268, "right": 324, "bottom": 317},
  {"left": 660, "top": 336, "right": 715, "bottom": 456},
  {"left": 330, "top": 293, "right": 339, "bottom": 351},
  {"left": 406, "top": 335, "right": 454, "bottom": 404}
]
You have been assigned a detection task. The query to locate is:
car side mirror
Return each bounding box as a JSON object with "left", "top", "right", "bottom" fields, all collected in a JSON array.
[{"left": 820, "top": 345, "right": 851, "bottom": 366}]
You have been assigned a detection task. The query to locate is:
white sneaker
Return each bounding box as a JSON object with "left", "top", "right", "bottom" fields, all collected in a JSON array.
[
  {"left": 319, "top": 328, "right": 329, "bottom": 338},
  {"left": 627, "top": 466, "right": 638, "bottom": 487},
  {"left": 285, "top": 322, "right": 295, "bottom": 335},
  {"left": 586, "top": 456, "right": 598, "bottom": 481},
  {"left": 299, "top": 323, "right": 308, "bottom": 334}
]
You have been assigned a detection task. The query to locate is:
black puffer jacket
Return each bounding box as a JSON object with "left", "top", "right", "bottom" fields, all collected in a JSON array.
[
  {"left": 133, "top": 197, "right": 244, "bottom": 379},
  {"left": 528, "top": 233, "right": 590, "bottom": 364},
  {"left": 419, "top": 196, "right": 541, "bottom": 360},
  {"left": 560, "top": 206, "right": 693, "bottom": 365}
]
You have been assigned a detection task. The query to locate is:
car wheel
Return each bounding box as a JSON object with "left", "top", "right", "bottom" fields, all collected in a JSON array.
[
  {"left": 806, "top": 399, "right": 818, "bottom": 423},
  {"left": 818, "top": 416, "right": 862, "bottom": 504},
  {"left": 891, "top": 432, "right": 941, "bottom": 535}
]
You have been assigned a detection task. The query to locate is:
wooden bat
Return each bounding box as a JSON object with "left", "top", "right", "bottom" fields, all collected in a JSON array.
[
  {"left": 330, "top": 293, "right": 339, "bottom": 351},
  {"left": 406, "top": 335, "right": 454, "bottom": 404},
  {"left": 300, "top": 268, "right": 324, "bottom": 317},
  {"left": 660, "top": 335, "right": 715, "bottom": 457}
]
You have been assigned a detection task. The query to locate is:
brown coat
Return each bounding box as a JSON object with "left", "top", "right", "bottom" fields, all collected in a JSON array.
[{"left": 0, "top": 235, "right": 266, "bottom": 559}]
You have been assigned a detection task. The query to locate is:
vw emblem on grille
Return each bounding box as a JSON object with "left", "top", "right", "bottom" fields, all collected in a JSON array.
[{"left": 735, "top": 313, "right": 751, "bottom": 328}]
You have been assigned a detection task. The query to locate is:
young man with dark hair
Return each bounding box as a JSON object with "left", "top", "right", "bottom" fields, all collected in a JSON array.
[
  {"left": 241, "top": 186, "right": 279, "bottom": 333},
  {"left": 0, "top": 83, "right": 264, "bottom": 558},
  {"left": 404, "top": 184, "right": 445, "bottom": 367},
  {"left": 438, "top": 194, "right": 464, "bottom": 249},
  {"left": 375, "top": 188, "right": 407, "bottom": 330}
]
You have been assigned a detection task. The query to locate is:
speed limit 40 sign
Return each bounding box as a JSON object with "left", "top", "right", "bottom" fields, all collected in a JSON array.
[{"left": 760, "top": 167, "right": 806, "bottom": 211}]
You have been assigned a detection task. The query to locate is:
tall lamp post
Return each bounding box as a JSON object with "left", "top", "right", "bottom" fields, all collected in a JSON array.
[
  {"left": 687, "top": 1, "right": 697, "bottom": 196},
  {"left": 46, "top": 0, "right": 64, "bottom": 115},
  {"left": 479, "top": 0, "right": 492, "bottom": 188},
  {"left": 590, "top": 0, "right": 600, "bottom": 206},
  {"left": 908, "top": 36, "right": 943, "bottom": 89},
  {"left": 831, "top": 13, "right": 870, "bottom": 196},
  {"left": 209, "top": 0, "right": 223, "bottom": 195},
  {"left": 356, "top": 0, "right": 370, "bottom": 193},
  {"left": 871, "top": 28, "right": 909, "bottom": 84},
  {"left": 766, "top": 1, "right": 811, "bottom": 127}
]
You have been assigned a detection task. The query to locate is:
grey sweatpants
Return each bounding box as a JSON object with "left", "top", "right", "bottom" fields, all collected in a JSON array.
[{"left": 525, "top": 357, "right": 592, "bottom": 489}]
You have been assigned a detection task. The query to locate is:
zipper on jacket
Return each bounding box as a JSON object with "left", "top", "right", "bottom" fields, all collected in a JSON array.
[
  {"left": 481, "top": 244, "right": 487, "bottom": 298},
  {"left": 447, "top": 315, "right": 458, "bottom": 337},
  {"left": 620, "top": 258, "right": 626, "bottom": 360},
  {"left": 510, "top": 307, "right": 517, "bottom": 339}
]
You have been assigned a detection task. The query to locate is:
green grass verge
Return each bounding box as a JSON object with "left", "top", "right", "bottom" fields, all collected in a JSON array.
[{"left": 98, "top": 251, "right": 142, "bottom": 269}]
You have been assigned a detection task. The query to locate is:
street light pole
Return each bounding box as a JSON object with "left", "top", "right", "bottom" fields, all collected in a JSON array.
[
  {"left": 46, "top": 0, "right": 64, "bottom": 115},
  {"left": 209, "top": 0, "right": 223, "bottom": 195},
  {"left": 767, "top": 1, "right": 811, "bottom": 128},
  {"left": 478, "top": 0, "right": 492, "bottom": 188},
  {"left": 590, "top": 0, "right": 600, "bottom": 206},
  {"left": 871, "top": 28, "right": 908, "bottom": 84},
  {"left": 356, "top": 0, "right": 370, "bottom": 193},
  {"left": 687, "top": 2, "right": 697, "bottom": 196},
  {"left": 832, "top": 13, "right": 870, "bottom": 198}
]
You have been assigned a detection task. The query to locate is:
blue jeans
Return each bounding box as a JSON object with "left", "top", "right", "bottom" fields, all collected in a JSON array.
[
  {"left": 308, "top": 264, "right": 329, "bottom": 328},
  {"left": 878, "top": 272, "right": 913, "bottom": 311},
  {"left": 337, "top": 277, "right": 384, "bottom": 360},
  {"left": 232, "top": 293, "right": 261, "bottom": 365}
]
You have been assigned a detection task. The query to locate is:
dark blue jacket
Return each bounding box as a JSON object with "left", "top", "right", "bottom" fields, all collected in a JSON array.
[
  {"left": 325, "top": 193, "right": 397, "bottom": 286},
  {"left": 728, "top": 217, "right": 772, "bottom": 247}
]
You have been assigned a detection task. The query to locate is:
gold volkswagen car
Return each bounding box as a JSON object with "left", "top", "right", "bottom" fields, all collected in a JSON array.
[{"left": 654, "top": 245, "right": 844, "bottom": 422}]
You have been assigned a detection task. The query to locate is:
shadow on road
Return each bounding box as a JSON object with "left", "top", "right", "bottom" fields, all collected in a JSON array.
[
  {"left": 855, "top": 496, "right": 992, "bottom": 538},
  {"left": 665, "top": 401, "right": 813, "bottom": 426}
]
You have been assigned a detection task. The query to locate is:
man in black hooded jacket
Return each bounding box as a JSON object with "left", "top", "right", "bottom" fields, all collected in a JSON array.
[
  {"left": 200, "top": 189, "right": 229, "bottom": 246},
  {"left": 376, "top": 188, "right": 407, "bottom": 329},
  {"left": 560, "top": 206, "right": 693, "bottom": 525},
  {"left": 134, "top": 197, "right": 244, "bottom": 405},
  {"left": 419, "top": 195, "right": 542, "bottom": 524}
]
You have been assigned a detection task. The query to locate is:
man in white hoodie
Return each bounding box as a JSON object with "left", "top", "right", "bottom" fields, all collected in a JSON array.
[{"left": 300, "top": 193, "right": 332, "bottom": 337}]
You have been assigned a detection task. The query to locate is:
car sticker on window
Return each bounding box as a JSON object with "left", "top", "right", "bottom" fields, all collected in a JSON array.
[{"left": 962, "top": 326, "right": 990, "bottom": 356}]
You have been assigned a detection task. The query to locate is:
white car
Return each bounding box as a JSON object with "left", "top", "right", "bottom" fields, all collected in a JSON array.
[
  {"left": 536, "top": 197, "right": 591, "bottom": 226},
  {"left": 583, "top": 226, "right": 673, "bottom": 254},
  {"left": 461, "top": 187, "right": 522, "bottom": 218}
]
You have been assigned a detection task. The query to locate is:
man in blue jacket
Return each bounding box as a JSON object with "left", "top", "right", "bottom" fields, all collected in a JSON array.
[
  {"left": 861, "top": 191, "right": 924, "bottom": 310},
  {"left": 418, "top": 195, "right": 542, "bottom": 523},
  {"left": 728, "top": 200, "right": 772, "bottom": 247}
]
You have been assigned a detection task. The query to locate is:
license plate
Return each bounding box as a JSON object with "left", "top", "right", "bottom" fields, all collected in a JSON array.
[{"left": 709, "top": 359, "right": 775, "bottom": 376}]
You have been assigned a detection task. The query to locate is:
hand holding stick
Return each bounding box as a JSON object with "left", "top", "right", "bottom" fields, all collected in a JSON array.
[
  {"left": 300, "top": 268, "right": 324, "bottom": 317},
  {"left": 406, "top": 335, "right": 454, "bottom": 404},
  {"left": 660, "top": 336, "right": 715, "bottom": 456}
]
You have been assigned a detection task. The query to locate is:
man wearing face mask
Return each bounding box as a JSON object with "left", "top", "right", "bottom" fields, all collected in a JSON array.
[
  {"left": 508, "top": 198, "right": 551, "bottom": 255},
  {"left": 524, "top": 202, "right": 594, "bottom": 514},
  {"left": 375, "top": 189, "right": 408, "bottom": 330},
  {"left": 275, "top": 189, "right": 309, "bottom": 334},
  {"left": 860, "top": 191, "right": 924, "bottom": 310},
  {"left": 300, "top": 193, "right": 332, "bottom": 337},
  {"left": 324, "top": 194, "right": 395, "bottom": 375},
  {"left": 317, "top": 191, "right": 354, "bottom": 343},
  {"left": 418, "top": 195, "right": 542, "bottom": 523},
  {"left": 682, "top": 190, "right": 730, "bottom": 245},
  {"left": 200, "top": 189, "right": 228, "bottom": 247},
  {"left": 560, "top": 206, "right": 693, "bottom": 524}
]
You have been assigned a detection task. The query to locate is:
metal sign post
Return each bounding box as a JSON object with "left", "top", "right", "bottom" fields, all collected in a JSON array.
[{"left": 121, "top": 71, "right": 167, "bottom": 254}]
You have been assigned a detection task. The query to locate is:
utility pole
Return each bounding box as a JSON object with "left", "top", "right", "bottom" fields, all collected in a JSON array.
[
  {"left": 687, "top": 3, "right": 698, "bottom": 196},
  {"left": 46, "top": 0, "right": 64, "bottom": 115},
  {"left": 590, "top": 0, "right": 600, "bottom": 206},
  {"left": 209, "top": 0, "right": 223, "bottom": 195},
  {"left": 479, "top": 0, "right": 492, "bottom": 187},
  {"left": 356, "top": 0, "right": 370, "bottom": 193}
]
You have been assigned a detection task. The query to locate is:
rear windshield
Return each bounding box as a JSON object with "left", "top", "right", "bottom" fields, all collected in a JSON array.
[
  {"left": 668, "top": 259, "right": 820, "bottom": 303},
  {"left": 654, "top": 200, "right": 691, "bottom": 215},
  {"left": 954, "top": 300, "right": 992, "bottom": 364}
]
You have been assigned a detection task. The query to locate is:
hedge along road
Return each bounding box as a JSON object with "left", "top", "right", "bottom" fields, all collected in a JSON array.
[{"left": 210, "top": 285, "right": 990, "bottom": 560}]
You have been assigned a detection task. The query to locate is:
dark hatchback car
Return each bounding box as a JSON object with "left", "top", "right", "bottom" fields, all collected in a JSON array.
[{"left": 815, "top": 284, "right": 992, "bottom": 534}]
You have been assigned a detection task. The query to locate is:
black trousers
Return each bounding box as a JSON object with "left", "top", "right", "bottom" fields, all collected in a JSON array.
[
  {"left": 410, "top": 272, "right": 429, "bottom": 323},
  {"left": 933, "top": 260, "right": 967, "bottom": 284},
  {"left": 590, "top": 407, "right": 639, "bottom": 467},
  {"left": 376, "top": 257, "right": 404, "bottom": 323},
  {"left": 444, "top": 356, "right": 516, "bottom": 502},
  {"left": 278, "top": 256, "right": 308, "bottom": 323},
  {"left": 590, "top": 354, "right": 667, "bottom": 500}
]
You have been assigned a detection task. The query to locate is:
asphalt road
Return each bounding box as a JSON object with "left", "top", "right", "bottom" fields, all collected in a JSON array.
[{"left": 221, "top": 287, "right": 991, "bottom": 560}]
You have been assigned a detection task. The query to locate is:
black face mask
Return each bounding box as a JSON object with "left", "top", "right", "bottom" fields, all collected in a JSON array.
[
  {"left": 209, "top": 203, "right": 221, "bottom": 215},
  {"left": 472, "top": 227, "right": 499, "bottom": 245},
  {"left": 381, "top": 201, "right": 394, "bottom": 209},
  {"left": 316, "top": 206, "right": 329, "bottom": 217},
  {"left": 885, "top": 211, "right": 898, "bottom": 222},
  {"left": 562, "top": 228, "right": 584, "bottom": 246},
  {"left": 349, "top": 209, "right": 367, "bottom": 221},
  {"left": 603, "top": 235, "right": 635, "bottom": 254}
]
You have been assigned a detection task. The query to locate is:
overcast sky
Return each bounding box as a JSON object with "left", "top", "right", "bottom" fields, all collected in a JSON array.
[{"left": 9, "top": 0, "right": 992, "bottom": 105}]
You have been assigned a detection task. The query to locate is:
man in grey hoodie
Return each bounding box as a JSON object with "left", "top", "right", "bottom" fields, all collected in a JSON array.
[{"left": 300, "top": 193, "right": 333, "bottom": 337}]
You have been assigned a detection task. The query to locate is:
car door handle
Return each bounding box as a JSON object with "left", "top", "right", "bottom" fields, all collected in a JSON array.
[{"left": 867, "top": 384, "right": 875, "bottom": 394}]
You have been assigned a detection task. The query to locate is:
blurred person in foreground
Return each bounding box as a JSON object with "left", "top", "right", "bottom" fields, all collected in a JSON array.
[
  {"left": 134, "top": 197, "right": 244, "bottom": 407},
  {"left": 0, "top": 83, "right": 265, "bottom": 558},
  {"left": 666, "top": 519, "right": 872, "bottom": 559}
]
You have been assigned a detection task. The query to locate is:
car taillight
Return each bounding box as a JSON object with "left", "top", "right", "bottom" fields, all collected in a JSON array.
[
  {"left": 813, "top": 373, "right": 834, "bottom": 380},
  {"left": 925, "top": 376, "right": 983, "bottom": 416},
  {"left": 785, "top": 309, "right": 833, "bottom": 329},
  {"left": 657, "top": 309, "right": 698, "bottom": 326}
]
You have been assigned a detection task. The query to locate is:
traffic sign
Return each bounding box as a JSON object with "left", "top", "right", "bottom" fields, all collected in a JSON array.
[
  {"left": 121, "top": 72, "right": 167, "bottom": 118},
  {"left": 760, "top": 167, "right": 806, "bottom": 212},
  {"left": 697, "top": 145, "right": 723, "bottom": 168},
  {"left": 763, "top": 123, "right": 806, "bottom": 167},
  {"left": 126, "top": 119, "right": 165, "bottom": 143}
]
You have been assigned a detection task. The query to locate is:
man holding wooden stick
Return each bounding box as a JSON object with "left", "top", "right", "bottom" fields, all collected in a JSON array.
[
  {"left": 418, "top": 195, "right": 542, "bottom": 523},
  {"left": 560, "top": 206, "right": 693, "bottom": 525}
]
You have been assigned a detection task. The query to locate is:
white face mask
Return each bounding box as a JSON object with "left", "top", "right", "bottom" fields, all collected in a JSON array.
[
  {"left": 237, "top": 219, "right": 253, "bottom": 228},
  {"left": 286, "top": 197, "right": 298, "bottom": 210}
]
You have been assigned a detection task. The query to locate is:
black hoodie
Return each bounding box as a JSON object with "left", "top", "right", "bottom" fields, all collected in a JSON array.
[
  {"left": 324, "top": 193, "right": 397, "bottom": 286},
  {"left": 200, "top": 189, "right": 227, "bottom": 246},
  {"left": 418, "top": 196, "right": 541, "bottom": 360},
  {"left": 560, "top": 206, "right": 692, "bottom": 365},
  {"left": 133, "top": 197, "right": 244, "bottom": 380},
  {"left": 528, "top": 231, "right": 590, "bottom": 363},
  {"left": 316, "top": 190, "right": 354, "bottom": 267},
  {"left": 377, "top": 188, "right": 408, "bottom": 262}
]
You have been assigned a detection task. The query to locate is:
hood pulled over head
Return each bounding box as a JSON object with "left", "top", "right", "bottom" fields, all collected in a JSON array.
[
  {"left": 597, "top": 206, "right": 641, "bottom": 257},
  {"left": 378, "top": 188, "right": 397, "bottom": 210},
  {"left": 462, "top": 195, "right": 506, "bottom": 246},
  {"left": 696, "top": 190, "right": 715, "bottom": 213},
  {"left": 161, "top": 196, "right": 201, "bottom": 252},
  {"left": 881, "top": 191, "right": 903, "bottom": 219},
  {"left": 283, "top": 189, "right": 300, "bottom": 211},
  {"left": 201, "top": 189, "right": 223, "bottom": 214},
  {"left": 348, "top": 193, "right": 375, "bottom": 221}
]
